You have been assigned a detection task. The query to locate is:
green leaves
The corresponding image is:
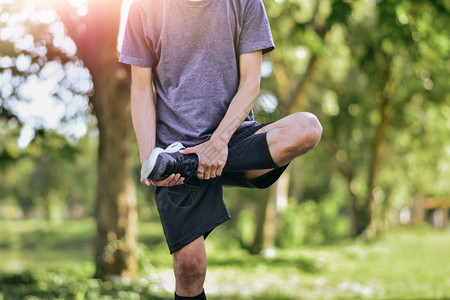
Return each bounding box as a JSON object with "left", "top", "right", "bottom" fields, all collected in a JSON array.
[
  {"left": 326, "top": 0, "right": 352, "bottom": 29},
  {"left": 263, "top": 0, "right": 449, "bottom": 235}
]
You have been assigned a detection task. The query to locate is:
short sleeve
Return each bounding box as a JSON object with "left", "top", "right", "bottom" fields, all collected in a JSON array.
[
  {"left": 238, "top": 0, "right": 275, "bottom": 55},
  {"left": 119, "top": 1, "right": 157, "bottom": 68}
]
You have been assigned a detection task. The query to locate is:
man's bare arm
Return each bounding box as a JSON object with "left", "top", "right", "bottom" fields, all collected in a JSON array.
[
  {"left": 212, "top": 50, "right": 263, "bottom": 144},
  {"left": 131, "top": 66, "right": 156, "bottom": 166},
  {"left": 130, "top": 65, "right": 184, "bottom": 186},
  {"left": 182, "top": 50, "right": 263, "bottom": 180}
]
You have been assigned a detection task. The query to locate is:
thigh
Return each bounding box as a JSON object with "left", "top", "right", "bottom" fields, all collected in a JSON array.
[
  {"left": 243, "top": 120, "right": 282, "bottom": 179},
  {"left": 237, "top": 120, "right": 287, "bottom": 180},
  {"left": 251, "top": 114, "right": 297, "bottom": 135},
  {"left": 244, "top": 168, "right": 274, "bottom": 180},
  {"left": 250, "top": 112, "right": 320, "bottom": 168},
  {"left": 223, "top": 123, "right": 289, "bottom": 188}
]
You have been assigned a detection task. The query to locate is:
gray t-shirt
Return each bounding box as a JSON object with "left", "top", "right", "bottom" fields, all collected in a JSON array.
[{"left": 119, "top": 0, "right": 274, "bottom": 147}]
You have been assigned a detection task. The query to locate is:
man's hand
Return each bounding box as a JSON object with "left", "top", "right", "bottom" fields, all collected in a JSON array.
[
  {"left": 140, "top": 163, "right": 185, "bottom": 187},
  {"left": 181, "top": 139, "right": 228, "bottom": 180}
]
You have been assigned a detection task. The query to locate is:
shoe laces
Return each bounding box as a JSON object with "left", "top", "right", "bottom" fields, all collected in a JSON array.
[{"left": 166, "top": 153, "right": 198, "bottom": 177}]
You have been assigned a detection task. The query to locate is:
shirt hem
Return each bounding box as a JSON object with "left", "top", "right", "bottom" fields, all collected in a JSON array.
[
  {"left": 239, "top": 42, "right": 275, "bottom": 56},
  {"left": 118, "top": 54, "right": 155, "bottom": 68}
]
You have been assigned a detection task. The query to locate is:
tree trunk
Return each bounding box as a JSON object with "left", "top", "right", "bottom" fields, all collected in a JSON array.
[
  {"left": 364, "top": 77, "right": 393, "bottom": 238},
  {"left": 290, "top": 160, "right": 304, "bottom": 202},
  {"left": 411, "top": 190, "right": 425, "bottom": 226},
  {"left": 262, "top": 185, "right": 278, "bottom": 249},
  {"left": 348, "top": 185, "right": 361, "bottom": 236},
  {"left": 250, "top": 188, "right": 272, "bottom": 254},
  {"left": 92, "top": 71, "right": 137, "bottom": 278},
  {"left": 275, "top": 171, "right": 290, "bottom": 214},
  {"left": 250, "top": 171, "right": 291, "bottom": 253},
  {"left": 56, "top": 0, "right": 138, "bottom": 278}
]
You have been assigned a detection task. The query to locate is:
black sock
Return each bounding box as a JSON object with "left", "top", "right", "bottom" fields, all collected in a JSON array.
[
  {"left": 223, "top": 132, "right": 279, "bottom": 173},
  {"left": 175, "top": 289, "right": 206, "bottom": 300}
]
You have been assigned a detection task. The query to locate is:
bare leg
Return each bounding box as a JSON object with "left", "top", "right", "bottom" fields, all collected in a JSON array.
[
  {"left": 172, "top": 236, "right": 207, "bottom": 297},
  {"left": 245, "top": 112, "right": 322, "bottom": 180}
]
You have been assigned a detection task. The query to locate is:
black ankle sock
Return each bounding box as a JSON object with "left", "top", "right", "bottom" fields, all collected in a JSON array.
[
  {"left": 224, "top": 132, "right": 279, "bottom": 173},
  {"left": 175, "top": 289, "right": 206, "bottom": 300}
]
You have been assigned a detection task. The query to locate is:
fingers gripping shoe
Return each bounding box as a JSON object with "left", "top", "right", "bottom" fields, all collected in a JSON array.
[{"left": 141, "top": 142, "right": 199, "bottom": 181}]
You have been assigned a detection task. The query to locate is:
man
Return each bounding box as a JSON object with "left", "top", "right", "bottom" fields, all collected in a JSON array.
[{"left": 119, "top": 0, "right": 322, "bottom": 299}]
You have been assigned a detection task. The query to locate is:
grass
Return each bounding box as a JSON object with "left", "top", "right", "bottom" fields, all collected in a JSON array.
[{"left": 0, "top": 219, "right": 449, "bottom": 299}]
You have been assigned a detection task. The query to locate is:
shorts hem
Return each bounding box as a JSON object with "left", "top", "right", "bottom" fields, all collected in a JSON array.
[
  {"left": 222, "top": 164, "right": 288, "bottom": 190},
  {"left": 168, "top": 213, "right": 231, "bottom": 254}
]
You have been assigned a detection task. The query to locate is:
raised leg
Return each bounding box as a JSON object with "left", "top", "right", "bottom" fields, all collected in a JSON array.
[
  {"left": 172, "top": 236, "right": 207, "bottom": 298},
  {"left": 245, "top": 112, "right": 322, "bottom": 180}
]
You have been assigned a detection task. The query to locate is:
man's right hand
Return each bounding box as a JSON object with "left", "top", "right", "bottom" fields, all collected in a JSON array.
[{"left": 140, "top": 172, "right": 185, "bottom": 187}]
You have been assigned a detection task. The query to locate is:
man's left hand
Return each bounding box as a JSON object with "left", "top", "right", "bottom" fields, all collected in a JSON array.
[{"left": 181, "top": 138, "right": 228, "bottom": 180}]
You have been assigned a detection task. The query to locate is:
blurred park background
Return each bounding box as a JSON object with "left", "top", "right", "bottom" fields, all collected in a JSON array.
[{"left": 0, "top": 0, "right": 449, "bottom": 299}]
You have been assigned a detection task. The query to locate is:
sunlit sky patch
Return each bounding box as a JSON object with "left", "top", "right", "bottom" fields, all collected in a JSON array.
[
  {"left": 9, "top": 69, "right": 90, "bottom": 148},
  {"left": 255, "top": 90, "right": 278, "bottom": 113},
  {"left": 0, "top": 1, "right": 93, "bottom": 148}
]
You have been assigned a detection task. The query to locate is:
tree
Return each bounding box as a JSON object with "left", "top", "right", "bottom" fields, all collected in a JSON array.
[
  {"left": 61, "top": 0, "right": 137, "bottom": 279},
  {"left": 0, "top": 0, "right": 137, "bottom": 278},
  {"left": 0, "top": 126, "right": 97, "bottom": 221},
  {"left": 250, "top": 0, "right": 449, "bottom": 246},
  {"left": 249, "top": 0, "right": 352, "bottom": 253},
  {"left": 312, "top": 0, "right": 450, "bottom": 236}
]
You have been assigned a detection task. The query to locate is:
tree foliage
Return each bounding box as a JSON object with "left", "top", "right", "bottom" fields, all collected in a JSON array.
[
  {"left": 0, "top": 1, "right": 92, "bottom": 128},
  {"left": 251, "top": 0, "right": 450, "bottom": 242}
]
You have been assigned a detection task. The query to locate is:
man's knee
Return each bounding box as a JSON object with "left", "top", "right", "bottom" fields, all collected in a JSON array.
[
  {"left": 297, "top": 112, "right": 322, "bottom": 143},
  {"left": 173, "top": 251, "right": 206, "bottom": 279},
  {"left": 288, "top": 112, "right": 322, "bottom": 151}
]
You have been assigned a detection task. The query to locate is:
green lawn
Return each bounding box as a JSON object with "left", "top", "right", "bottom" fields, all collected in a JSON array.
[{"left": 0, "top": 219, "right": 449, "bottom": 299}]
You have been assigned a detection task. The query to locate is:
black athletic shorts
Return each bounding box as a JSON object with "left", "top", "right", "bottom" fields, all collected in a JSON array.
[{"left": 153, "top": 122, "right": 288, "bottom": 253}]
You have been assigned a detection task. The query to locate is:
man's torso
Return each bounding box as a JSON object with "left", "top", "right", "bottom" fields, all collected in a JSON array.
[{"left": 120, "top": 0, "right": 274, "bottom": 147}]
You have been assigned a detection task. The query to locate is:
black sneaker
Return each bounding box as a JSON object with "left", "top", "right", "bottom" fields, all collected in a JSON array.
[{"left": 141, "top": 142, "right": 199, "bottom": 181}]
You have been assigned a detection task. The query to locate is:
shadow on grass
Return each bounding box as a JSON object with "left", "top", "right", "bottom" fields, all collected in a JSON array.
[
  {"left": 0, "top": 270, "right": 170, "bottom": 300},
  {"left": 208, "top": 254, "right": 322, "bottom": 273}
]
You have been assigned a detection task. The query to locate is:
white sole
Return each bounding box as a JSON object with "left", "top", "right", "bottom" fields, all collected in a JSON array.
[
  {"left": 165, "top": 142, "right": 185, "bottom": 153},
  {"left": 140, "top": 142, "right": 185, "bottom": 179}
]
